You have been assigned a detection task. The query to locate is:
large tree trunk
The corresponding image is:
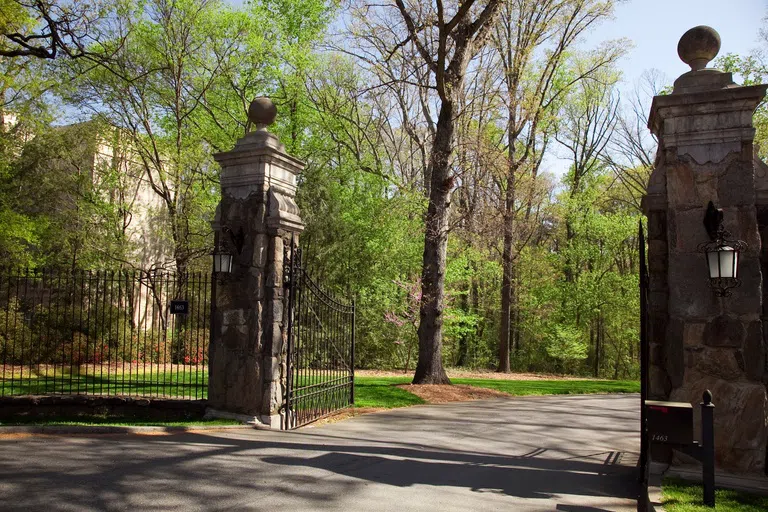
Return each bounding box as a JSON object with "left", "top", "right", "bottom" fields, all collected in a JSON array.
[
  {"left": 498, "top": 128, "right": 516, "bottom": 373},
  {"left": 498, "top": 224, "right": 513, "bottom": 372},
  {"left": 413, "top": 98, "right": 455, "bottom": 385}
]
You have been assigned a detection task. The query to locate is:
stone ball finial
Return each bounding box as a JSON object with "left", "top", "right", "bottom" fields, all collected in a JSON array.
[
  {"left": 248, "top": 97, "right": 277, "bottom": 129},
  {"left": 677, "top": 26, "right": 721, "bottom": 72}
]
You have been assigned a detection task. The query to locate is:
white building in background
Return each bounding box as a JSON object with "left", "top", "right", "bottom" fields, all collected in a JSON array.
[
  {"left": 83, "top": 123, "right": 179, "bottom": 330},
  {"left": 87, "top": 124, "right": 174, "bottom": 271},
  {"left": 26, "top": 120, "right": 178, "bottom": 330}
]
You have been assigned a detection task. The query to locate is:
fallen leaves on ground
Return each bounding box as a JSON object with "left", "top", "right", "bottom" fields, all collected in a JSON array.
[
  {"left": 395, "top": 384, "right": 509, "bottom": 403},
  {"left": 306, "top": 407, "right": 387, "bottom": 427}
]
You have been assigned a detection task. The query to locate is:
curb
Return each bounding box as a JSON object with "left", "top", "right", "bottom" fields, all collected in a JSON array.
[
  {"left": 648, "top": 465, "right": 665, "bottom": 512},
  {"left": 0, "top": 423, "right": 270, "bottom": 436},
  {"left": 639, "top": 462, "right": 666, "bottom": 512}
]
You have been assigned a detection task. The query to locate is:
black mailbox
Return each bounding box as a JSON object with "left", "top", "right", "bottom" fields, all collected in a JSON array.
[{"left": 646, "top": 400, "right": 694, "bottom": 445}]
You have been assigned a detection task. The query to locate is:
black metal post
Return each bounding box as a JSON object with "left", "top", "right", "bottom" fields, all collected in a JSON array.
[
  {"left": 639, "top": 221, "right": 650, "bottom": 486},
  {"left": 283, "top": 234, "right": 297, "bottom": 430},
  {"left": 701, "top": 390, "right": 715, "bottom": 507},
  {"left": 208, "top": 280, "right": 216, "bottom": 393},
  {"left": 351, "top": 299, "right": 356, "bottom": 406}
]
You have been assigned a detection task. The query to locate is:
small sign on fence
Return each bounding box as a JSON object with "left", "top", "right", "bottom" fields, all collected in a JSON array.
[{"left": 170, "top": 300, "right": 189, "bottom": 315}]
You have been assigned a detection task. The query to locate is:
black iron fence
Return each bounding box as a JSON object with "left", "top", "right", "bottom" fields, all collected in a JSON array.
[
  {"left": 0, "top": 268, "right": 211, "bottom": 400},
  {"left": 284, "top": 242, "right": 355, "bottom": 429}
]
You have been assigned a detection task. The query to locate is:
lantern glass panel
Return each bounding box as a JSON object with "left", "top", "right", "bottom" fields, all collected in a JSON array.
[
  {"left": 718, "top": 247, "right": 736, "bottom": 279},
  {"left": 707, "top": 250, "right": 720, "bottom": 278},
  {"left": 213, "top": 252, "right": 232, "bottom": 273},
  {"left": 733, "top": 250, "right": 739, "bottom": 278}
]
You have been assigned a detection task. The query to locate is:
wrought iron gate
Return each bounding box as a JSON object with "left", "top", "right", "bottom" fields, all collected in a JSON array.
[{"left": 282, "top": 238, "right": 355, "bottom": 429}]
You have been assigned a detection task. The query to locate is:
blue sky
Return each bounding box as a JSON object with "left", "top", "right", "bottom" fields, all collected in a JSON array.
[{"left": 584, "top": 0, "right": 765, "bottom": 86}]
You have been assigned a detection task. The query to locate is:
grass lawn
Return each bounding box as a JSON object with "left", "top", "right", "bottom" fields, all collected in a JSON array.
[
  {"left": 450, "top": 378, "right": 640, "bottom": 396},
  {"left": 1, "top": 366, "right": 207, "bottom": 399},
  {"left": 353, "top": 376, "right": 425, "bottom": 408},
  {"left": 352, "top": 376, "right": 639, "bottom": 408},
  {"left": 662, "top": 478, "right": 768, "bottom": 512},
  {"left": 2, "top": 369, "right": 639, "bottom": 423}
]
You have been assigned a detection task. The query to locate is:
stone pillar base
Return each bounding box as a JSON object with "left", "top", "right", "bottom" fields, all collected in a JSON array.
[
  {"left": 205, "top": 407, "right": 264, "bottom": 426},
  {"left": 260, "top": 413, "right": 282, "bottom": 429},
  {"left": 203, "top": 407, "right": 284, "bottom": 429}
]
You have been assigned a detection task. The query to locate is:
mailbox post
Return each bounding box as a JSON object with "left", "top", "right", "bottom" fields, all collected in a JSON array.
[
  {"left": 645, "top": 390, "right": 716, "bottom": 508},
  {"left": 701, "top": 391, "right": 715, "bottom": 507}
]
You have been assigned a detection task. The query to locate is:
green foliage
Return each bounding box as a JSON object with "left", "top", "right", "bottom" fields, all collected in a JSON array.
[
  {"left": 497, "top": 166, "right": 642, "bottom": 378},
  {"left": 715, "top": 51, "right": 767, "bottom": 161},
  {"left": 2, "top": 121, "right": 141, "bottom": 268},
  {"left": 0, "top": 0, "right": 650, "bottom": 381},
  {"left": 441, "top": 242, "right": 500, "bottom": 368},
  {"left": 298, "top": 160, "right": 424, "bottom": 368},
  {"left": 544, "top": 324, "right": 587, "bottom": 370}
]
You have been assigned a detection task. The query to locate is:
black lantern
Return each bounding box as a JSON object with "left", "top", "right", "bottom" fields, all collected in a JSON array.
[
  {"left": 698, "top": 202, "right": 747, "bottom": 296},
  {"left": 212, "top": 242, "right": 233, "bottom": 274},
  {"left": 212, "top": 226, "right": 244, "bottom": 275}
]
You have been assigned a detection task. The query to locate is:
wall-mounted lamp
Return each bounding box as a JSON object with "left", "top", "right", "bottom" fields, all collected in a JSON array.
[
  {"left": 212, "top": 242, "right": 233, "bottom": 274},
  {"left": 212, "top": 226, "right": 245, "bottom": 275},
  {"left": 697, "top": 201, "right": 747, "bottom": 297}
]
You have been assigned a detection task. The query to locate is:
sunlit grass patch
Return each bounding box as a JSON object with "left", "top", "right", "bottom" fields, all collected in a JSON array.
[
  {"left": 662, "top": 477, "right": 768, "bottom": 512},
  {"left": 450, "top": 378, "right": 640, "bottom": 396},
  {"left": 353, "top": 376, "right": 425, "bottom": 408},
  {"left": 352, "top": 376, "right": 639, "bottom": 408}
]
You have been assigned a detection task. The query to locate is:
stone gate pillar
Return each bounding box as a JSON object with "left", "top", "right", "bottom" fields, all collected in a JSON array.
[
  {"left": 644, "top": 26, "right": 768, "bottom": 473},
  {"left": 207, "top": 98, "right": 304, "bottom": 428}
]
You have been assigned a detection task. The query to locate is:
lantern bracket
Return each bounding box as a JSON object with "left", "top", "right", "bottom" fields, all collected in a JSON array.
[
  {"left": 703, "top": 201, "right": 724, "bottom": 241},
  {"left": 222, "top": 226, "right": 245, "bottom": 255}
]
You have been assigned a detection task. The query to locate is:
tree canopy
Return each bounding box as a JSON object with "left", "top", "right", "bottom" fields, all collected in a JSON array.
[{"left": 2, "top": 0, "right": 763, "bottom": 379}]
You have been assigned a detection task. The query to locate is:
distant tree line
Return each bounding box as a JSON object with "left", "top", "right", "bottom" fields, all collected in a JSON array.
[{"left": 1, "top": 0, "right": 765, "bottom": 379}]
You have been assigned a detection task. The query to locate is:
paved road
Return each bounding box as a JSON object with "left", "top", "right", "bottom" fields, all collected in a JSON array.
[{"left": 0, "top": 395, "right": 641, "bottom": 511}]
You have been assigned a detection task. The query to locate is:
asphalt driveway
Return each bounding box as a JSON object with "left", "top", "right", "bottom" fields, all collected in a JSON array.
[{"left": 0, "top": 394, "right": 641, "bottom": 511}]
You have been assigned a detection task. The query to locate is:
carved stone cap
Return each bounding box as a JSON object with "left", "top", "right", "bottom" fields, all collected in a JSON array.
[
  {"left": 648, "top": 84, "right": 768, "bottom": 136},
  {"left": 678, "top": 26, "right": 720, "bottom": 72},
  {"left": 249, "top": 97, "right": 277, "bottom": 131},
  {"left": 213, "top": 96, "right": 306, "bottom": 194},
  {"left": 673, "top": 26, "right": 736, "bottom": 94},
  {"left": 214, "top": 96, "right": 303, "bottom": 162}
]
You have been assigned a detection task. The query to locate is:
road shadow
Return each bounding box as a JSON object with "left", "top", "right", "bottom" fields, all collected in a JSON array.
[{"left": 0, "top": 395, "right": 642, "bottom": 510}]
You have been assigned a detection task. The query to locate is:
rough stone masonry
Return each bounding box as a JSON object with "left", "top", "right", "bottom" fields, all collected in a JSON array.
[
  {"left": 644, "top": 26, "right": 768, "bottom": 473},
  {"left": 206, "top": 98, "right": 304, "bottom": 428}
]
